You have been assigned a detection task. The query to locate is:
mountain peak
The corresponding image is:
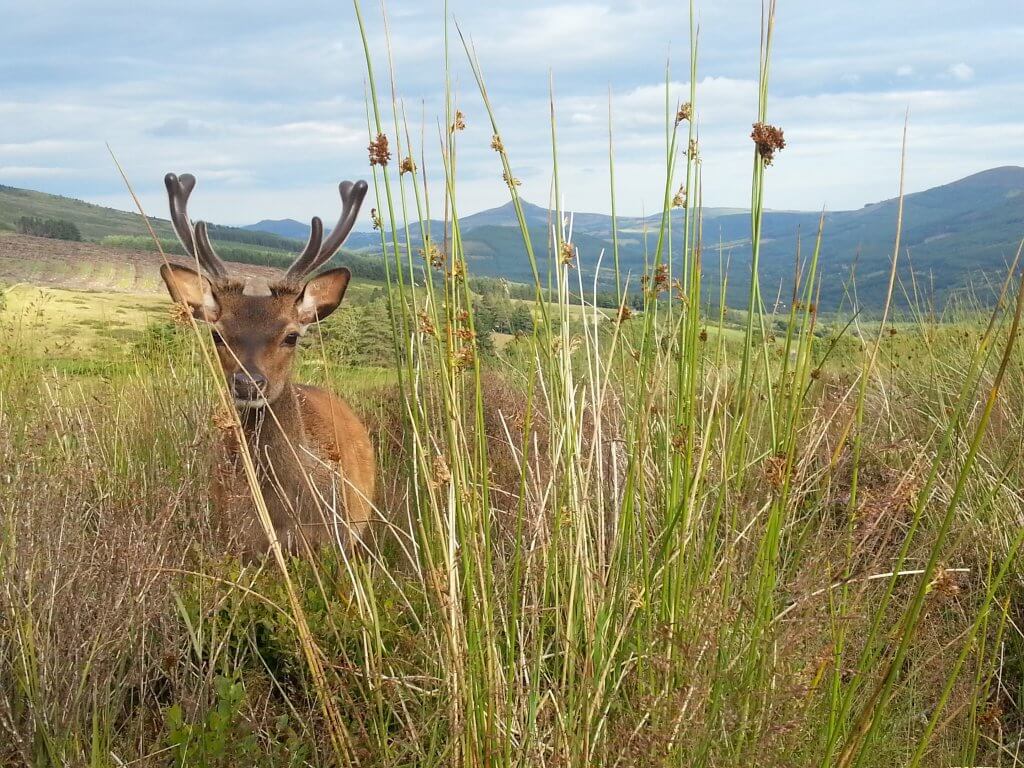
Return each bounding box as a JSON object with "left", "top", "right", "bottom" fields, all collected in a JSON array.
[{"left": 242, "top": 218, "right": 313, "bottom": 240}]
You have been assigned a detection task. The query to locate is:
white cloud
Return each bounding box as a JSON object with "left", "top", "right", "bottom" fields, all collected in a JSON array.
[
  {"left": 1, "top": 0, "right": 1022, "bottom": 221},
  {"left": 468, "top": 3, "right": 660, "bottom": 70},
  {"left": 949, "top": 62, "right": 975, "bottom": 81}
]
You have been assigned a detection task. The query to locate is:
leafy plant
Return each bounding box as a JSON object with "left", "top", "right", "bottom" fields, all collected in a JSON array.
[
  {"left": 164, "top": 675, "right": 257, "bottom": 768},
  {"left": 16, "top": 216, "right": 82, "bottom": 241}
]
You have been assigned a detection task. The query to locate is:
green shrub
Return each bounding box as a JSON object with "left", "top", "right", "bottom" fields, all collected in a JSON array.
[
  {"left": 16, "top": 216, "right": 82, "bottom": 241},
  {"left": 164, "top": 675, "right": 258, "bottom": 768}
]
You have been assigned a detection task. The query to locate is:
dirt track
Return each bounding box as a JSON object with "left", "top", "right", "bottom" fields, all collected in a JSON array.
[{"left": 0, "top": 233, "right": 282, "bottom": 294}]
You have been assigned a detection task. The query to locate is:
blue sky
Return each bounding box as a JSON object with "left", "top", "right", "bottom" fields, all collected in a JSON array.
[{"left": 2, "top": 1, "right": 1022, "bottom": 226}]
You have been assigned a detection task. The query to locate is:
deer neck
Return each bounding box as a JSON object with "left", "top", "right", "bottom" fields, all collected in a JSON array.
[{"left": 238, "top": 380, "right": 309, "bottom": 470}]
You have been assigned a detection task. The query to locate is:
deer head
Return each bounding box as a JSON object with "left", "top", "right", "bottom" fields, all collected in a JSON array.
[{"left": 159, "top": 172, "right": 368, "bottom": 409}]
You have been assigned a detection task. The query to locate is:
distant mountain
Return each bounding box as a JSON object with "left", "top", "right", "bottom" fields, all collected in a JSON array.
[
  {"left": 242, "top": 218, "right": 315, "bottom": 241},
  {"left": 244, "top": 199, "right": 750, "bottom": 243},
  {"left": 379, "top": 167, "right": 1022, "bottom": 309},
  {"left": 4, "top": 166, "right": 1022, "bottom": 310},
  {"left": 705, "top": 166, "right": 1024, "bottom": 308},
  {"left": 242, "top": 218, "right": 383, "bottom": 251},
  {"left": 329, "top": 167, "right": 1019, "bottom": 309}
]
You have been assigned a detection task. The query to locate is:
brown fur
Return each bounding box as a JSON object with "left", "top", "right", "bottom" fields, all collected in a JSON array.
[{"left": 161, "top": 262, "right": 376, "bottom": 558}]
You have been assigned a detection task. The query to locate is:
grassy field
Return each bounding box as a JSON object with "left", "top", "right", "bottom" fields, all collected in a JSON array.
[
  {"left": 3, "top": 256, "right": 1022, "bottom": 767},
  {"left": 2, "top": 3, "right": 1023, "bottom": 768},
  {"left": 3, "top": 285, "right": 169, "bottom": 358}
]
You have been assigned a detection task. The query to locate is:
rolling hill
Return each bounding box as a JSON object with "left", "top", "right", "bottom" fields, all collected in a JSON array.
[
  {"left": 243, "top": 167, "right": 1024, "bottom": 308},
  {"left": 3, "top": 167, "right": 1023, "bottom": 310}
]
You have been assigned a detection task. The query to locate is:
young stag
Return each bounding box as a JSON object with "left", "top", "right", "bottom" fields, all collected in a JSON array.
[{"left": 159, "top": 172, "right": 376, "bottom": 557}]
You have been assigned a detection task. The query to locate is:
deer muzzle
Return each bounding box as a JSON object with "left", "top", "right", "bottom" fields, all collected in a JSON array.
[{"left": 231, "top": 370, "right": 268, "bottom": 407}]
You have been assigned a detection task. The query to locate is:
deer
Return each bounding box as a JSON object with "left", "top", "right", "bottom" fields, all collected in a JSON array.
[{"left": 158, "top": 172, "right": 376, "bottom": 558}]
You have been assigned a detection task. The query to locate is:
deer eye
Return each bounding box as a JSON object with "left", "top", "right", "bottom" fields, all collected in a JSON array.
[
  {"left": 210, "top": 330, "right": 225, "bottom": 346},
  {"left": 283, "top": 332, "right": 300, "bottom": 347}
]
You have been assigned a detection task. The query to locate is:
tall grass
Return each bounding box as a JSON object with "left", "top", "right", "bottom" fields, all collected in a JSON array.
[{"left": 1, "top": 1, "right": 1022, "bottom": 766}]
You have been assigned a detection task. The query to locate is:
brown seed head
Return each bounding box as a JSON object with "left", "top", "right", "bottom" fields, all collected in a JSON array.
[
  {"left": 212, "top": 408, "right": 235, "bottom": 432},
  {"left": 978, "top": 703, "right": 1004, "bottom": 732},
  {"left": 503, "top": 170, "right": 521, "bottom": 187},
  {"left": 671, "top": 185, "right": 687, "bottom": 208},
  {"left": 451, "top": 110, "right": 466, "bottom": 132},
  {"left": 431, "top": 454, "right": 451, "bottom": 486},
  {"left": 490, "top": 134, "right": 504, "bottom": 152},
  {"left": 560, "top": 241, "right": 575, "bottom": 267},
  {"left": 421, "top": 243, "right": 446, "bottom": 269},
  {"left": 675, "top": 102, "right": 692, "bottom": 124},
  {"left": 751, "top": 122, "right": 786, "bottom": 165},
  {"left": 368, "top": 133, "right": 391, "bottom": 166},
  {"left": 370, "top": 208, "right": 382, "bottom": 230},
  {"left": 650, "top": 263, "right": 670, "bottom": 295},
  {"left": 670, "top": 424, "right": 687, "bottom": 452},
  {"left": 399, "top": 156, "right": 417, "bottom": 175},
  {"left": 169, "top": 301, "right": 192, "bottom": 326},
  {"left": 762, "top": 453, "right": 787, "bottom": 490},
  {"left": 454, "top": 344, "right": 474, "bottom": 370},
  {"left": 418, "top": 310, "right": 436, "bottom": 337},
  {"left": 929, "top": 567, "right": 961, "bottom": 600}
]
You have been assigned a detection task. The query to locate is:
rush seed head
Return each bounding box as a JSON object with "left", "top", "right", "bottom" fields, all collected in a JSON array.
[
  {"left": 368, "top": 133, "right": 391, "bottom": 166},
  {"left": 751, "top": 122, "right": 786, "bottom": 165},
  {"left": 560, "top": 241, "right": 576, "bottom": 267}
]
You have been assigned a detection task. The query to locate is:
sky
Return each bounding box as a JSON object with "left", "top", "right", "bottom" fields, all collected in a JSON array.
[{"left": 2, "top": 1, "right": 1023, "bottom": 227}]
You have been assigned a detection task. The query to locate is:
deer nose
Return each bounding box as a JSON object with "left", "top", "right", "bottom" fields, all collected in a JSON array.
[{"left": 231, "top": 371, "right": 268, "bottom": 401}]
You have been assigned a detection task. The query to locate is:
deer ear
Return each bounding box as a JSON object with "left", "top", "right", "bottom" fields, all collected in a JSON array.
[
  {"left": 160, "top": 263, "right": 220, "bottom": 322},
  {"left": 296, "top": 267, "right": 350, "bottom": 325}
]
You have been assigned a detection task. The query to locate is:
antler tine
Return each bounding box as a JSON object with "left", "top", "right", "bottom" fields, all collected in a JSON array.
[
  {"left": 164, "top": 173, "right": 196, "bottom": 253},
  {"left": 285, "top": 179, "right": 368, "bottom": 281},
  {"left": 193, "top": 221, "right": 229, "bottom": 279},
  {"left": 319, "top": 180, "right": 368, "bottom": 263},
  {"left": 282, "top": 217, "right": 325, "bottom": 282},
  {"left": 163, "top": 172, "right": 228, "bottom": 279}
]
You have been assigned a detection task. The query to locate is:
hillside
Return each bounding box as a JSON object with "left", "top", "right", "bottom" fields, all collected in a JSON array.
[
  {"left": 701, "top": 166, "right": 1024, "bottom": 307},
  {"left": 0, "top": 185, "right": 307, "bottom": 255},
  {"left": 0, "top": 184, "right": 177, "bottom": 242},
  {"left": 243, "top": 167, "right": 1024, "bottom": 308},
  {"left": 3, "top": 167, "right": 1023, "bottom": 309}
]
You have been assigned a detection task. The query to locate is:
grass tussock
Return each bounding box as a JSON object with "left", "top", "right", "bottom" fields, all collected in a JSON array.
[{"left": 1, "top": 1, "right": 1023, "bottom": 766}]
